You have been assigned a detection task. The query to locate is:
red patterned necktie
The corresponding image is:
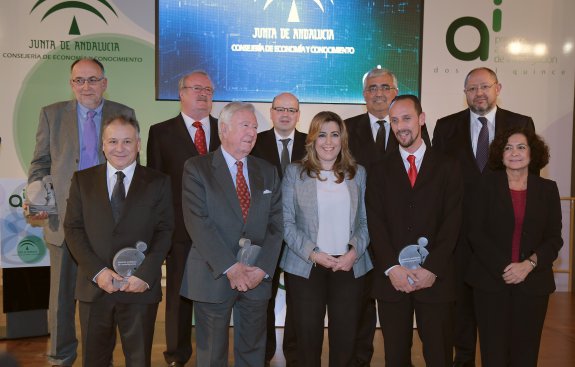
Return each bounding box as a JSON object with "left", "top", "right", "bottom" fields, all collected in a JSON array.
[
  {"left": 192, "top": 121, "right": 208, "bottom": 155},
  {"left": 407, "top": 154, "right": 417, "bottom": 187},
  {"left": 235, "top": 161, "right": 250, "bottom": 222}
]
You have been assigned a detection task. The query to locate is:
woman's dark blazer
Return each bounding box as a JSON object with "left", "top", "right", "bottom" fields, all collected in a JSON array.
[{"left": 466, "top": 170, "right": 563, "bottom": 296}]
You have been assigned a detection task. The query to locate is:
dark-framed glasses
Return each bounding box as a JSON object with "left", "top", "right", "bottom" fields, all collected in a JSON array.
[
  {"left": 71, "top": 77, "right": 105, "bottom": 86},
  {"left": 272, "top": 107, "right": 299, "bottom": 114},
  {"left": 182, "top": 85, "right": 214, "bottom": 95},
  {"left": 365, "top": 84, "right": 398, "bottom": 93},
  {"left": 464, "top": 83, "right": 496, "bottom": 94}
]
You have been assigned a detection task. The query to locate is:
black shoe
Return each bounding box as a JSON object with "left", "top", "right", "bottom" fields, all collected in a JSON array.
[{"left": 167, "top": 362, "right": 185, "bottom": 367}]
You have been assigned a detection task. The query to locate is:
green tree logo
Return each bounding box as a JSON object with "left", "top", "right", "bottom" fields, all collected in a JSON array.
[{"left": 30, "top": 0, "right": 118, "bottom": 35}]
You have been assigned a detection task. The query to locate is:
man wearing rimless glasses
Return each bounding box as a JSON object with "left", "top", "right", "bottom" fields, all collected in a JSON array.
[
  {"left": 251, "top": 92, "right": 307, "bottom": 366},
  {"left": 27, "top": 57, "right": 135, "bottom": 367}
]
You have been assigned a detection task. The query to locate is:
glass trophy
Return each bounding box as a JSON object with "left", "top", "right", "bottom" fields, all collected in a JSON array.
[
  {"left": 26, "top": 176, "right": 58, "bottom": 215},
  {"left": 237, "top": 238, "right": 261, "bottom": 266},
  {"left": 112, "top": 241, "right": 147, "bottom": 289},
  {"left": 398, "top": 237, "right": 429, "bottom": 285}
]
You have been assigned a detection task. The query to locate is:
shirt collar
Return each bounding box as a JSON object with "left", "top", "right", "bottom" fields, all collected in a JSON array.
[
  {"left": 273, "top": 128, "right": 295, "bottom": 142},
  {"left": 77, "top": 100, "right": 104, "bottom": 117},
  {"left": 470, "top": 105, "right": 497, "bottom": 125},
  {"left": 399, "top": 140, "right": 427, "bottom": 162},
  {"left": 221, "top": 146, "right": 247, "bottom": 169},
  {"left": 106, "top": 160, "right": 137, "bottom": 180},
  {"left": 181, "top": 112, "right": 209, "bottom": 130},
  {"left": 368, "top": 112, "right": 389, "bottom": 126}
]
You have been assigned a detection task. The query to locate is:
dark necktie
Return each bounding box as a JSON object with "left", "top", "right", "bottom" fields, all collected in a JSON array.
[
  {"left": 192, "top": 121, "right": 208, "bottom": 155},
  {"left": 375, "top": 120, "right": 386, "bottom": 153},
  {"left": 476, "top": 117, "right": 489, "bottom": 172},
  {"left": 407, "top": 155, "right": 417, "bottom": 188},
  {"left": 111, "top": 171, "right": 126, "bottom": 223},
  {"left": 280, "top": 138, "right": 291, "bottom": 172},
  {"left": 235, "top": 161, "right": 250, "bottom": 222},
  {"left": 80, "top": 110, "right": 98, "bottom": 169}
]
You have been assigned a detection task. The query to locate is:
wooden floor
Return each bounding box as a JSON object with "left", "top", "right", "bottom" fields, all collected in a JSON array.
[{"left": 0, "top": 292, "right": 573, "bottom": 366}]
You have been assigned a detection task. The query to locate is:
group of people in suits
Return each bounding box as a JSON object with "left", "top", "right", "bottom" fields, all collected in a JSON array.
[{"left": 25, "top": 57, "right": 562, "bottom": 367}]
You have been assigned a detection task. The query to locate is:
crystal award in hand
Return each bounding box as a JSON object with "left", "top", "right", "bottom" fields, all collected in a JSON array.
[
  {"left": 26, "top": 176, "right": 58, "bottom": 215},
  {"left": 237, "top": 238, "right": 261, "bottom": 266},
  {"left": 112, "top": 241, "right": 147, "bottom": 289},
  {"left": 398, "top": 237, "right": 429, "bottom": 285}
]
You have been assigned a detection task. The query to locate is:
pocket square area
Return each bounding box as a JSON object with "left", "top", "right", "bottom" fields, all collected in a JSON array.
[{"left": 263, "top": 189, "right": 272, "bottom": 194}]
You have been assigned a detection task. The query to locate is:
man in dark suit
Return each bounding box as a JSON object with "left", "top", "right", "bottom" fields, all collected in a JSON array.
[
  {"left": 147, "top": 70, "right": 220, "bottom": 367},
  {"left": 26, "top": 58, "right": 135, "bottom": 367},
  {"left": 251, "top": 92, "right": 307, "bottom": 366},
  {"left": 344, "top": 67, "right": 430, "bottom": 367},
  {"left": 180, "top": 102, "right": 283, "bottom": 367},
  {"left": 433, "top": 67, "right": 536, "bottom": 367},
  {"left": 367, "top": 95, "right": 463, "bottom": 366},
  {"left": 64, "top": 115, "right": 174, "bottom": 367}
]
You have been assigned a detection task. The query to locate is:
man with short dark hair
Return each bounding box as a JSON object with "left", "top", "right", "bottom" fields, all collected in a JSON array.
[
  {"left": 147, "top": 70, "right": 220, "bottom": 367},
  {"left": 367, "top": 95, "right": 463, "bottom": 366},
  {"left": 65, "top": 115, "right": 173, "bottom": 367},
  {"left": 345, "top": 67, "right": 430, "bottom": 367},
  {"left": 433, "top": 67, "right": 536, "bottom": 367},
  {"left": 27, "top": 58, "right": 135, "bottom": 367}
]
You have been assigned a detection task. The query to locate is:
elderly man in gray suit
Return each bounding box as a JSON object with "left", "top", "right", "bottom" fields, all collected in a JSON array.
[
  {"left": 180, "top": 102, "right": 283, "bottom": 367},
  {"left": 27, "top": 58, "right": 135, "bottom": 367}
]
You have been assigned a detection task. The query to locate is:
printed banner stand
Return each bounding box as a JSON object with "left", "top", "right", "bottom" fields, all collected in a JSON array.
[{"left": 1, "top": 180, "right": 50, "bottom": 339}]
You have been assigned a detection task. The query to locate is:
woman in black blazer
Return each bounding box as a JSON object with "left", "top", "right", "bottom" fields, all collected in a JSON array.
[{"left": 466, "top": 127, "right": 563, "bottom": 367}]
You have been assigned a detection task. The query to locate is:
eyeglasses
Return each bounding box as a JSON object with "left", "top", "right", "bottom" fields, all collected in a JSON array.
[
  {"left": 464, "top": 83, "right": 496, "bottom": 94},
  {"left": 182, "top": 85, "right": 214, "bottom": 95},
  {"left": 71, "top": 77, "right": 105, "bottom": 86},
  {"left": 365, "top": 84, "right": 398, "bottom": 94},
  {"left": 271, "top": 107, "right": 299, "bottom": 114}
]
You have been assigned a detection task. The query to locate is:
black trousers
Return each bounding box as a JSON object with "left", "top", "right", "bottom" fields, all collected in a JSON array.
[
  {"left": 285, "top": 266, "right": 365, "bottom": 367},
  {"left": 79, "top": 297, "right": 158, "bottom": 367},
  {"left": 378, "top": 297, "right": 453, "bottom": 367},
  {"left": 164, "top": 240, "right": 194, "bottom": 364},
  {"left": 474, "top": 286, "right": 549, "bottom": 367}
]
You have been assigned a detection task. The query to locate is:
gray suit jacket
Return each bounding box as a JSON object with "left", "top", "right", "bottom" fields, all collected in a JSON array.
[
  {"left": 180, "top": 147, "right": 284, "bottom": 303},
  {"left": 280, "top": 163, "right": 372, "bottom": 279},
  {"left": 28, "top": 99, "right": 135, "bottom": 245}
]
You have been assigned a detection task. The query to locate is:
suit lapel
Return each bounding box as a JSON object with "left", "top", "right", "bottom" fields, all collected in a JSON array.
[
  {"left": 262, "top": 129, "right": 282, "bottom": 170},
  {"left": 458, "top": 109, "right": 481, "bottom": 176},
  {"left": 358, "top": 114, "right": 377, "bottom": 151},
  {"left": 174, "top": 114, "right": 201, "bottom": 156},
  {"left": 64, "top": 101, "right": 81, "bottom": 163},
  {"left": 246, "top": 157, "right": 265, "bottom": 223},
  {"left": 91, "top": 165, "right": 116, "bottom": 225},
  {"left": 292, "top": 130, "right": 307, "bottom": 162},
  {"left": 345, "top": 175, "right": 359, "bottom": 227},
  {"left": 213, "top": 148, "right": 244, "bottom": 222},
  {"left": 208, "top": 115, "right": 221, "bottom": 152},
  {"left": 494, "top": 171, "right": 515, "bottom": 229},
  {"left": 386, "top": 129, "right": 398, "bottom": 153},
  {"left": 299, "top": 172, "right": 319, "bottom": 232}
]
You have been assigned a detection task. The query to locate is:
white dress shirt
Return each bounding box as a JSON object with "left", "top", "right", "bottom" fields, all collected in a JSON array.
[
  {"left": 470, "top": 106, "right": 496, "bottom": 156},
  {"left": 181, "top": 112, "right": 211, "bottom": 149}
]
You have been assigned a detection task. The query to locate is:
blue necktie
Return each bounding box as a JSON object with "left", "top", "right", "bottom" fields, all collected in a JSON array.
[{"left": 79, "top": 110, "right": 99, "bottom": 169}]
